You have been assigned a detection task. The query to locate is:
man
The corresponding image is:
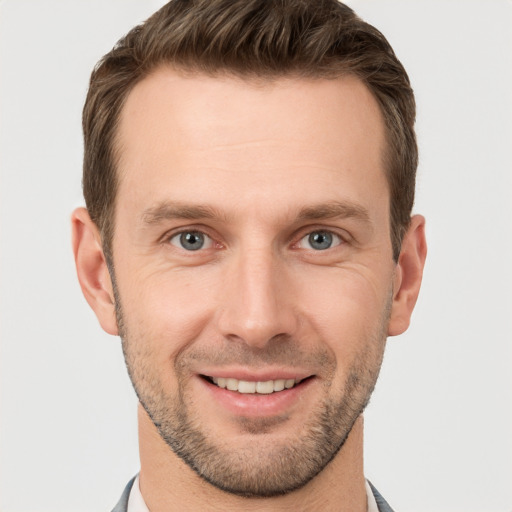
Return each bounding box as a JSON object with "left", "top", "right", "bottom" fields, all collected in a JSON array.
[{"left": 71, "top": 0, "right": 426, "bottom": 510}]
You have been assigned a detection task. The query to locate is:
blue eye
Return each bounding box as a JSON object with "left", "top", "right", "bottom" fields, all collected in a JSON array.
[
  {"left": 298, "top": 230, "right": 342, "bottom": 250},
  {"left": 169, "top": 231, "right": 213, "bottom": 251}
]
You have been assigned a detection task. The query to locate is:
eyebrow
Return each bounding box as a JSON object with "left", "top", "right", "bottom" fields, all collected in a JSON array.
[
  {"left": 296, "top": 201, "right": 370, "bottom": 223},
  {"left": 141, "top": 201, "right": 231, "bottom": 225},
  {"left": 140, "top": 200, "right": 370, "bottom": 226}
]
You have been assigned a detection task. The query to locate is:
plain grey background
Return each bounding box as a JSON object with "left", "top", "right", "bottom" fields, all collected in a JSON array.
[{"left": 1, "top": 1, "right": 511, "bottom": 510}]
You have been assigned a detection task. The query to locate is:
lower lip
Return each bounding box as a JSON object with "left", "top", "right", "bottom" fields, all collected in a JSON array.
[{"left": 199, "top": 376, "right": 314, "bottom": 418}]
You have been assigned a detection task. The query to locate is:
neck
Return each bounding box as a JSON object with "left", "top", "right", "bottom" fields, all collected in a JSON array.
[{"left": 137, "top": 404, "right": 367, "bottom": 512}]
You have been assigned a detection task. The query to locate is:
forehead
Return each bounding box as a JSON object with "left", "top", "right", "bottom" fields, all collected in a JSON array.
[{"left": 115, "top": 68, "right": 388, "bottom": 222}]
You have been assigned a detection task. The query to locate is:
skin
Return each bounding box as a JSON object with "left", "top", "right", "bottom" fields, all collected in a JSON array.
[{"left": 72, "top": 69, "right": 426, "bottom": 511}]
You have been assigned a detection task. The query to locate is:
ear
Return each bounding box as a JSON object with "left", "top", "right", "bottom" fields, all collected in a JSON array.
[
  {"left": 388, "top": 215, "right": 427, "bottom": 336},
  {"left": 71, "top": 207, "right": 119, "bottom": 335}
]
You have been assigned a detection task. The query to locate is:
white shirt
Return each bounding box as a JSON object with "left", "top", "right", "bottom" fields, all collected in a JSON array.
[
  {"left": 127, "top": 475, "right": 149, "bottom": 512},
  {"left": 366, "top": 480, "right": 380, "bottom": 512},
  {"left": 127, "top": 474, "right": 380, "bottom": 512}
]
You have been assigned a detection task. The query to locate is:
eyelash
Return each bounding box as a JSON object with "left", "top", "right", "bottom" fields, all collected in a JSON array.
[
  {"left": 162, "top": 226, "right": 218, "bottom": 252},
  {"left": 295, "top": 230, "right": 344, "bottom": 251}
]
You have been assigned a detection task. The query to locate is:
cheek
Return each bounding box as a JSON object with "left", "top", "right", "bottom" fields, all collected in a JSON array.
[
  {"left": 116, "top": 254, "right": 392, "bottom": 370},
  {"left": 292, "top": 265, "right": 391, "bottom": 357},
  {"left": 118, "top": 265, "right": 219, "bottom": 359}
]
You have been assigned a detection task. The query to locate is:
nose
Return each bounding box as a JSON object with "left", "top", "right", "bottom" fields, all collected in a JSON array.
[{"left": 216, "top": 248, "right": 298, "bottom": 349}]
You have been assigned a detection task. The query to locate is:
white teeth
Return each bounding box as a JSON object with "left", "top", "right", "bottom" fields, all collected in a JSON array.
[
  {"left": 209, "top": 377, "right": 300, "bottom": 394},
  {"left": 273, "top": 379, "right": 285, "bottom": 392},
  {"left": 238, "top": 381, "right": 256, "bottom": 393},
  {"left": 285, "top": 379, "right": 295, "bottom": 389},
  {"left": 256, "top": 381, "right": 274, "bottom": 394},
  {"left": 226, "top": 378, "right": 238, "bottom": 391}
]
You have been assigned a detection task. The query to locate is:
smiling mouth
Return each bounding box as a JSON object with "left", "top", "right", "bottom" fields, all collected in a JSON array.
[{"left": 202, "top": 376, "right": 310, "bottom": 394}]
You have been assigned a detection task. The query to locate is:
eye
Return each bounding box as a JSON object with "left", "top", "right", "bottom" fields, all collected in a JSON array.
[
  {"left": 169, "top": 231, "right": 213, "bottom": 251},
  {"left": 298, "top": 230, "right": 343, "bottom": 251}
]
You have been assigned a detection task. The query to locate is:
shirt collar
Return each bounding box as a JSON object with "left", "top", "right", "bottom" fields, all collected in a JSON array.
[{"left": 128, "top": 473, "right": 379, "bottom": 512}]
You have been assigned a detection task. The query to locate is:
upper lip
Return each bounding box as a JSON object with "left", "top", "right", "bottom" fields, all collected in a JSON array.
[{"left": 198, "top": 368, "right": 314, "bottom": 382}]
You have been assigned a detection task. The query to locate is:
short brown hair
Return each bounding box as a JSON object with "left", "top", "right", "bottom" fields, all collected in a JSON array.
[{"left": 83, "top": 0, "right": 417, "bottom": 262}]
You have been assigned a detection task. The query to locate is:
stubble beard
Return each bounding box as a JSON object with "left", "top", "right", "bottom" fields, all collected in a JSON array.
[{"left": 114, "top": 284, "right": 389, "bottom": 498}]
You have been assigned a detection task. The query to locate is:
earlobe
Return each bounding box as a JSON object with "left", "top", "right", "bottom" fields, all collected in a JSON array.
[
  {"left": 71, "top": 207, "right": 119, "bottom": 336},
  {"left": 388, "top": 215, "right": 427, "bottom": 336}
]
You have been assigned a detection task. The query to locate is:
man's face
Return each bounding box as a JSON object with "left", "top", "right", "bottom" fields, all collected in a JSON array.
[{"left": 112, "top": 70, "right": 396, "bottom": 496}]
